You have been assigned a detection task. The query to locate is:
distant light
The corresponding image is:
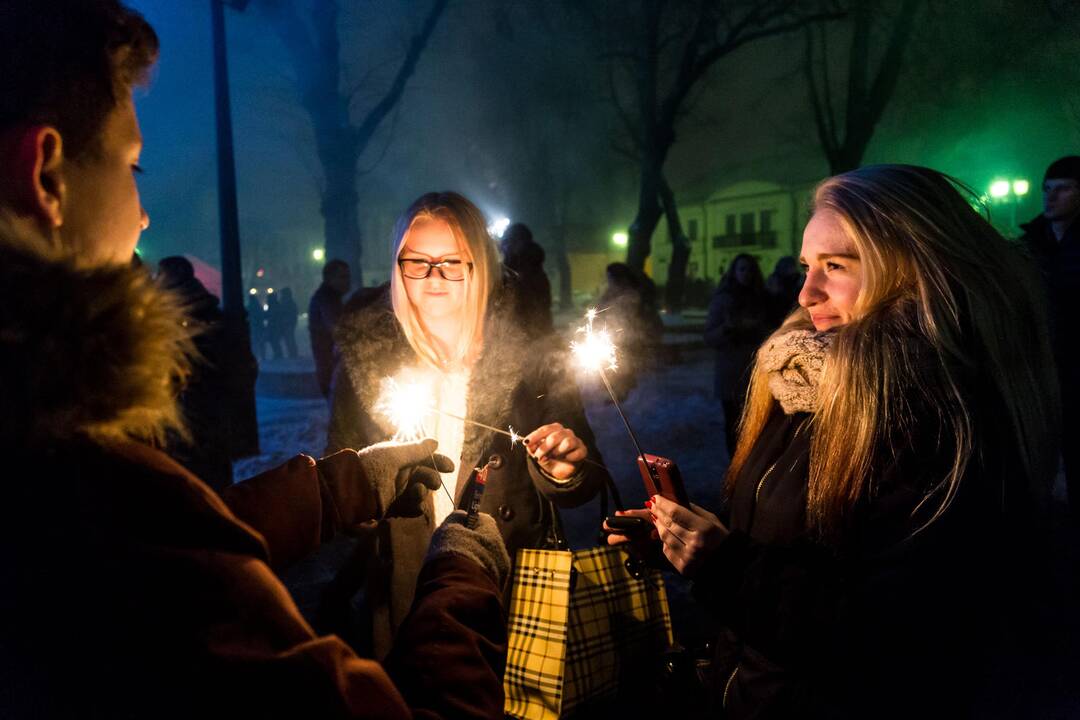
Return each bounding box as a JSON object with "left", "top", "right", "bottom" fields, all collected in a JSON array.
[
  {"left": 133, "top": 246, "right": 143, "bottom": 257},
  {"left": 612, "top": 232, "right": 629, "bottom": 247},
  {"left": 1013, "top": 179, "right": 1030, "bottom": 196},
  {"left": 262, "top": 304, "right": 269, "bottom": 312},
  {"left": 248, "top": 288, "right": 257, "bottom": 295},
  {"left": 312, "top": 248, "right": 325, "bottom": 262},
  {"left": 266, "top": 287, "right": 274, "bottom": 294},
  {"left": 256, "top": 268, "right": 265, "bottom": 278},
  {"left": 488, "top": 216, "right": 511, "bottom": 238},
  {"left": 989, "top": 180, "right": 1010, "bottom": 198}
]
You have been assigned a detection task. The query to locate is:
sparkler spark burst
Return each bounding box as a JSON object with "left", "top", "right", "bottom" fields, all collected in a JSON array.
[
  {"left": 571, "top": 307, "right": 618, "bottom": 373},
  {"left": 375, "top": 377, "right": 432, "bottom": 441},
  {"left": 508, "top": 425, "right": 522, "bottom": 447}
]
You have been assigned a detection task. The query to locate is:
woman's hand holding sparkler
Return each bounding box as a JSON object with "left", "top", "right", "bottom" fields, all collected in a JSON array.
[{"left": 523, "top": 422, "right": 588, "bottom": 480}]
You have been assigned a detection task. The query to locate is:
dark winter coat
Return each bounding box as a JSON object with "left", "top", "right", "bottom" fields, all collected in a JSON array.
[
  {"left": 327, "top": 283, "right": 609, "bottom": 658},
  {"left": 503, "top": 240, "right": 554, "bottom": 338},
  {"left": 309, "top": 282, "right": 346, "bottom": 397},
  {"left": 0, "top": 238, "right": 506, "bottom": 718},
  {"left": 1019, "top": 213, "right": 1080, "bottom": 370},
  {"left": 692, "top": 372, "right": 1048, "bottom": 717},
  {"left": 704, "top": 285, "right": 772, "bottom": 401},
  {"left": 162, "top": 273, "right": 233, "bottom": 490}
]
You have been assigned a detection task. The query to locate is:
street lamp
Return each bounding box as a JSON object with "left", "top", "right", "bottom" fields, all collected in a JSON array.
[
  {"left": 612, "top": 232, "right": 629, "bottom": 247},
  {"left": 312, "top": 248, "right": 326, "bottom": 262},
  {"left": 987, "top": 177, "right": 1029, "bottom": 233}
]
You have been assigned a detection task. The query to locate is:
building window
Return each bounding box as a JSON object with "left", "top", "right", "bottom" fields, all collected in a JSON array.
[
  {"left": 688, "top": 218, "right": 699, "bottom": 241},
  {"left": 760, "top": 210, "right": 774, "bottom": 232},
  {"left": 725, "top": 214, "right": 737, "bottom": 236}
]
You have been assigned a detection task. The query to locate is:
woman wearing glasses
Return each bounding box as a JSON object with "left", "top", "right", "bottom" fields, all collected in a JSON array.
[{"left": 325, "top": 191, "right": 609, "bottom": 658}]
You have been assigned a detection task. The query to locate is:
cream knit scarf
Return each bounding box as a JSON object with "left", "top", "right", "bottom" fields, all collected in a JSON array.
[{"left": 757, "top": 329, "right": 835, "bottom": 414}]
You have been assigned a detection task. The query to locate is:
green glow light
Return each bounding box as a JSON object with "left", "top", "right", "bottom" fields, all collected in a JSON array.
[
  {"left": 312, "top": 248, "right": 325, "bottom": 261},
  {"left": 612, "top": 232, "right": 628, "bottom": 247},
  {"left": 1012, "top": 179, "right": 1029, "bottom": 196},
  {"left": 989, "top": 180, "right": 1010, "bottom": 198}
]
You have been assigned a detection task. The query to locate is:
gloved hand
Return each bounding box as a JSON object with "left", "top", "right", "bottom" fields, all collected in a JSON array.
[
  {"left": 425, "top": 510, "right": 511, "bottom": 590},
  {"left": 316, "top": 438, "right": 454, "bottom": 528}
]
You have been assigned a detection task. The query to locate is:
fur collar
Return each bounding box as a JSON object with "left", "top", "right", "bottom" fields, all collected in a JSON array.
[
  {"left": 335, "top": 284, "right": 539, "bottom": 492},
  {"left": 0, "top": 230, "right": 194, "bottom": 449}
]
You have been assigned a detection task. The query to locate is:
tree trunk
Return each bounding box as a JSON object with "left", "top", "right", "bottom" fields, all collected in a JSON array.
[
  {"left": 319, "top": 146, "right": 363, "bottom": 279},
  {"left": 658, "top": 175, "right": 689, "bottom": 312},
  {"left": 627, "top": 153, "right": 664, "bottom": 271}
]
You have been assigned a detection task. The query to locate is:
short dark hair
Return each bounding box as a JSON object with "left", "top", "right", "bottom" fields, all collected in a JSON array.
[
  {"left": 322, "top": 259, "right": 350, "bottom": 281},
  {"left": 0, "top": 0, "right": 159, "bottom": 160}
]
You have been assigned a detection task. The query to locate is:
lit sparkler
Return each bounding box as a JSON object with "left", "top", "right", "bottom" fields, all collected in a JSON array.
[
  {"left": 374, "top": 377, "right": 432, "bottom": 442},
  {"left": 569, "top": 307, "right": 655, "bottom": 481}
]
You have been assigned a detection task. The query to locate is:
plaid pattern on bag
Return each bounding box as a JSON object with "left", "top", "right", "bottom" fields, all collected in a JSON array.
[{"left": 504, "top": 546, "right": 674, "bottom": 719}]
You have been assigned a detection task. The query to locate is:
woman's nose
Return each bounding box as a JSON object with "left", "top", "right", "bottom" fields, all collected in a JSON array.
[{"left": 798, "top": 269, "right": 825, "bottom": 308}]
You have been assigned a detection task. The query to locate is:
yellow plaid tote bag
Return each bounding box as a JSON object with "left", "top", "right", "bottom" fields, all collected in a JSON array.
[{"left": 503, "top": 545, "right": 674, "bottom": 719}]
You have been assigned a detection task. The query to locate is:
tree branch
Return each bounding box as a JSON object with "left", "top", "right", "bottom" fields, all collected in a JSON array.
[{"left": 353, "top": 0, "right": 448, "bottom": 153}]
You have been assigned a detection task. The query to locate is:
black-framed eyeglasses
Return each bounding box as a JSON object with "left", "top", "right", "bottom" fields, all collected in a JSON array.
[{"left": 398, "top": 258, "right": 472, "bottom": 281}]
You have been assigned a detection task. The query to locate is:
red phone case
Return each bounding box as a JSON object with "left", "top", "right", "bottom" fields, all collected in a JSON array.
[{"left": 637, "top": 454, "right": 690, "bottom": 506}]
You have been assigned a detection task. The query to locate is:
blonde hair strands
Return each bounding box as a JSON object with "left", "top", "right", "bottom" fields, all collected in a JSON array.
[
  {"left": 727, "top": 165, "right": 1059, "bottom": 540},
  {"left": 390, "top": 192, "right": 499, "bottom": 369}
]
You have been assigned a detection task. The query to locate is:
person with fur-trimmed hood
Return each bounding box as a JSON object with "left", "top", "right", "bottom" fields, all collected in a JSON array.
[
  {"left": 326, "top": 192, "right": 610, "bottom": 658},
  {"left": 0, "top": 2, "right": 509, "bottom": 717}
]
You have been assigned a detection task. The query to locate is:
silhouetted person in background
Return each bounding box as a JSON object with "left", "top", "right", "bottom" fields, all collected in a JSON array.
[
  {"left": 265, "top": 292, "right": 285, "bottom": 360},
  {"left": 704, "top": 253, "right": 771, "bottom": 457},
  {"left": 309, "top": 259, "right": 351, "bottom": 397},
  {"left": 598, "top": 262, "right": 664, "bottom": 399},
  {"left": 247, "top": 292, "right": 269, "bottom": 362},
  {"left": 1020, "top": 155, "right": 1080, "bottom": 516},
  {"left": 157, "top": 256, "right": 233, "bottom": 491},
  {"left": 766, "top": 255, "right": 803, "bottom": 327},
  {"left": 500, "top": 222, "right": 554, "bottom": 338},
  {"left": 278, "top": 287, "right": 299, "bottom": 359}
]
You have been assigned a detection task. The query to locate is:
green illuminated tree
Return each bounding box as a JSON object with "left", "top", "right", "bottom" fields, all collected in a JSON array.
[
  {"left": 596, "top": 0, "right": 842, "bottom": 309},
  {"left": 803, "top": 0, "right": 922, "bottom": 174}
]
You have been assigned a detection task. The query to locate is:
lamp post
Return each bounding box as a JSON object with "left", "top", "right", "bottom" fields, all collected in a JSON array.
[{"left": 211, "top": 0, "right": 259, "bottom": 458}]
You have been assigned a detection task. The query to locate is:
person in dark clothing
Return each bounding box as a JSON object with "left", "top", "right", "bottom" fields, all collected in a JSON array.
[
  {"left": 704, "top": 253, "right": 772, "bottom": 456},
  {"left": 277, "top": 286, "right": 299, "bottom": 359},
  {"left": 765, "top": 255, "right": 803, "bottom": 327},
  {"left": 265, "top": 292, "right": 285, "bottom": 360},
  {"left": 156, "top": 255, "right": 233, "bottom": 491},
  {"left": 247, "top": 292, "right": 269, "bottom": 362},
  {"left": 0, "top": 2, "right": 510, "bottom": 716},
  {"left": 1020, "top": 155, "right": 1080, "bottom": 515},
  {"left": 609, "top": 165, "right": 1060, "bottom": 718},
  {"left": 500, "top": 222, "right": 554, "bottom": 337},
  {"left": 596, "top": 261, "right": 665, "bottom": 399},
  {"left": 309, "top": 259, "right": 352, "bottom": 397}
]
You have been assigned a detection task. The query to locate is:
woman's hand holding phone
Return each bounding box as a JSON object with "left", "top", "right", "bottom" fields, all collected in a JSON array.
[{"left": 648, "top": 495, "right": 728, "bottom": 578}]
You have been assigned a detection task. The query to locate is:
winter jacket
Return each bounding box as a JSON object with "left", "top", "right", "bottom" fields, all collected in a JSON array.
[
  {"left": 0, "top": 237, "right": 506, "bottom": 718},
  {"left": 691, "top": 373, "right": 1049, "bottom": 717},
  {"left": 326, "top": 283, "right": 609, "bottom": 658},
  {"left": 704, "top": 285, "right": 772, "bottom": 401},
  {"left": 1019, "top": 213, "right": 1080, "bottom": 370},
  {"left": 309, "top": 282, "right": 346, "bottom": 397},
  {"left": 503, "top": 239, "right": 554, "bottom": 339}
]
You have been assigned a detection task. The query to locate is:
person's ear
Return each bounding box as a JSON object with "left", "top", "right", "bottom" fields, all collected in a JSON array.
[{"left": 6, "top": 125, "right": 67, "bottom": 229}]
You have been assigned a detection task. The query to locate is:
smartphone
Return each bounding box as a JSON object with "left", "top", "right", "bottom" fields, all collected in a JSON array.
[
  {"left": 637, "top": 454, "right": 690, "bottom": 507},
  {"left": 603, "top": 515, "right": 649, "bottom": 534}
]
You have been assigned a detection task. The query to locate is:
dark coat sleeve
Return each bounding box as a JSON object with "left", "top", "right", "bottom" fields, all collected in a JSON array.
[{"left": 326, "top": 364, "right": 379, "bottom": 454}]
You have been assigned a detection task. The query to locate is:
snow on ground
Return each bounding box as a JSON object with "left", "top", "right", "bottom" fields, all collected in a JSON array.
[{"left": 233, "top": 345, "right": 727, "bottom": 645}]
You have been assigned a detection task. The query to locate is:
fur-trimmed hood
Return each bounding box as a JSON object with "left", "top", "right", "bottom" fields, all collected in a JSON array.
[{"left": 0, "top": 227, "right": 194, "bottom": 448}]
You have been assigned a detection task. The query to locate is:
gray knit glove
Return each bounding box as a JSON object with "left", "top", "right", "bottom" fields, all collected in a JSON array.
[
  {"left": 317, "top": 438, "right": 454, "bottom": 527},
  {"left": 426, "top": 510, "right": 511, "bottom": 590}
]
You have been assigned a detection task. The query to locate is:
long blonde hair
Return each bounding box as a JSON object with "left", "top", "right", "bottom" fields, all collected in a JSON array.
[
  {"left": 389, "top": 192, "right": 500, "bottom": 369},
  {"left": 728, "top": 165, "right": 1059, "bottom": 539}
]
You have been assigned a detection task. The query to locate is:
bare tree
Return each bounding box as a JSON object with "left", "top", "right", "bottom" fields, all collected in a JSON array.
[
  {"left": 598, "top": 0, "right": 842, "bottom": 310},
  {"left": 255, "top": 0, "right": 448, "bottom": 278},
  {"left": 804, "top": 0, "right": 922, "bottom": 174}
]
